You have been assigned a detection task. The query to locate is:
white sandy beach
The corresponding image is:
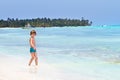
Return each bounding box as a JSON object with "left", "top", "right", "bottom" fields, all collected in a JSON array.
[
  {"left": 0, "top": 54, "right": 61, "bottom": 80},
  {"left": 1, "top": 54, "right": 120, "bottom": 80}
]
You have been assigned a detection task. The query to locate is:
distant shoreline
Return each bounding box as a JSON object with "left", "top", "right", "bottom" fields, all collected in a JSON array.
[
  {"left": 0, "top": 17, "right": 92, "bottom": 28},
  {"left": 0, "top": 26, "right": 91, "bottom": 29}
]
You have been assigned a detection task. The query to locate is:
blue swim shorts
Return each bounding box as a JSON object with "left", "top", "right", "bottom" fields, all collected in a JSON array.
[{"left": 30, "top": 47, "right": 36, "bottom": 53}]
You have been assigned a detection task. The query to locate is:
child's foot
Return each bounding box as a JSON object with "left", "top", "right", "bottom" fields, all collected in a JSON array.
[{"left": 35, "top": 66, "right": 38, "bottom": 69}]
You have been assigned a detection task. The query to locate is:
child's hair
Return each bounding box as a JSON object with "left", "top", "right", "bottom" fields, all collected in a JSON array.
[{"left": 30, "top": 30, "right": 36, "bottom": 35}]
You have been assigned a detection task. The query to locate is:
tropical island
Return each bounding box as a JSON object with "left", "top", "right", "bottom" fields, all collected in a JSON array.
[{"left": 0, "top": 17, "right": 92, "bottom": 27}]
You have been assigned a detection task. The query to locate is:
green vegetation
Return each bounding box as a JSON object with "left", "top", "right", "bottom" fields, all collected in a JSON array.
[{"left": 0, "top": 17, "right": 92, "bottom": 27}]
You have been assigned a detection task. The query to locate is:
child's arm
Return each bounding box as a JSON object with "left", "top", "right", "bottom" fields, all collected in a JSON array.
[{"left": 30, "top": 38, "right": 36, "bottom": 49}]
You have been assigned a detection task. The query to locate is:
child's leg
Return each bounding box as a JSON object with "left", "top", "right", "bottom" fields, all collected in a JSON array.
[
  {"left": 29, "top": 53, "right": 35, "bottom": 66},
  {"left": 34, "top": 53, "right": 38, "bottom": 66}
]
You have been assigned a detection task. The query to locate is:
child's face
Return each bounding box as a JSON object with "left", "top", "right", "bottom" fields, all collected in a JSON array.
[{"left": 31, "top": 33, "right": 36, "bottom": 37}]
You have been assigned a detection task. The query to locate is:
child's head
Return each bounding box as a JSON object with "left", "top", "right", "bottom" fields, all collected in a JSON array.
[{"left": 30, "top": 30, "right": 36, "bottom": 37}]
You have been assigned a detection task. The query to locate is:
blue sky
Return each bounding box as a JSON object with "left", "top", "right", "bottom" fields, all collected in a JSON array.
[{"left": 0, "top": 0, "right": 120, "bottom": 25}]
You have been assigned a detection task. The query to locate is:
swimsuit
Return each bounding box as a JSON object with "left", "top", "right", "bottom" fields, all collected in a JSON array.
[{"left": 30, "top": 47, "right": 36, "bottom": 53}]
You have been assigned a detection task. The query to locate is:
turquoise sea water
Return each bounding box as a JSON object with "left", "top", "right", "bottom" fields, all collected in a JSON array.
[
  {"left": 1, "top": 26, "right": 120, "bottom": 80},
  {"left": 1, "top": 26, "right": 120, "bottom": 60}
]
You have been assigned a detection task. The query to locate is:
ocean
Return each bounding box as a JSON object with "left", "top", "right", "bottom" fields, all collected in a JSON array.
[{"left": 0, "top": 26, "right": 120, "bottom": 80}]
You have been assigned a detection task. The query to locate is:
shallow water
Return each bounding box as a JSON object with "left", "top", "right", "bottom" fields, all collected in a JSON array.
[{"left": 1, "top": 26, "right": 120, "bottom": 80}]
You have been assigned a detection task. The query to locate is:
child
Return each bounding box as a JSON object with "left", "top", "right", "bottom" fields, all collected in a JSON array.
[{"left": 28, "top": 30, "right": 38, "bottom": 66}]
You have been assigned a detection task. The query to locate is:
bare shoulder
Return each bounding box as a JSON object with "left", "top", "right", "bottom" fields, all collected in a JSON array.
[
  {"left": 29, "top": 37, "right": 33, "bottom": 41},
  {"left": 30, "top": 37, "right": 35, "bottom": 41}
]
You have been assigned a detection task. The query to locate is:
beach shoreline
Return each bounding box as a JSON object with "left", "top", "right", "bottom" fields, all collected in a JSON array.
[{"left": 1, "top": 53, "right": 120, "bottom": 80}]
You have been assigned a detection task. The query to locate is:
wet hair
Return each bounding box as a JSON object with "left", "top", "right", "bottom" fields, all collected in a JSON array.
[{"left": 30, "top": 30, "right": 36, "bottom": 35}]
